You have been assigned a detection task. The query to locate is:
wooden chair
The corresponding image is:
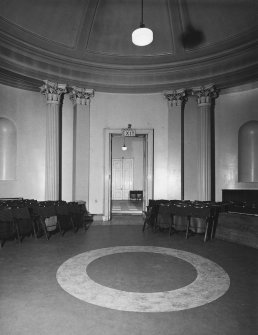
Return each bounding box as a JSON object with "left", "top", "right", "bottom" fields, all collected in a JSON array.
[
  {"left": 169, "top": 204, "right": 191, "bottom": 237},
  {"left": 156, "top": 204, "right": 174, "bottom": 232},
  {"left": 32, "top": 204, "right": 61, "bottom": 240},
  {"left": 55, "top": 202, "right": 75, "bottom": 235},
  {"left": 187, "top": 205, "right": 212, "bottom": 242},
  {"left": 0, "top": 208, "right": 17, "bottom": 247},
  {"left": 12, "top": 207, "right": 36, "bottom": 242},
  {"left": 142, "top": 205, "right": 159, "bottom": 232}
]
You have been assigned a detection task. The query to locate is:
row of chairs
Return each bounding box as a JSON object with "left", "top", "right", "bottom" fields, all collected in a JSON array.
[
  {"left": 0, "top": 200, "right": 92, "bottom": 247},
  {"left": 143, "top": 200, "right": 223, "bottom": 242}
]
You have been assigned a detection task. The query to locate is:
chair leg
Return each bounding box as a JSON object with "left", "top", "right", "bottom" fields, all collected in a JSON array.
[
  {"left": 210, "top": 216, "right": 217, "bottom": 240},
  {"left": 15, "top": 221, "right": 22, "bottom": 244},
  {"left": 204, "top": 218, "right": 210, "bottom": 242},
  {"left": 185, "top": 216, "right": 191, "bottom": 239},
  {"left": 57, "top": 220, "right": 64, "bottom": 236},
  {"left": 142, "top": 211, "right": 147, "bottom": 232},
  {"left": 32, "top": 221, "right": 38, "bottom": 239},
  {"left": 41, "top": 218, "right": 49, "bottom": 240},
  {"left": 152, "top": 217, "right": 158, "bottom": 233},
  {"left": 169, "top": 215, "right": 174, "bottom": 237},
  {"left": 71, "top": 217, "right": 77, "bottom": 232}
]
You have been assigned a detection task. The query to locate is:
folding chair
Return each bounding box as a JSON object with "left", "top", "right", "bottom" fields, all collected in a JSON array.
[
  {"left": 55, "top": 202, "right": 75, "bottom": 235},
  {"left": 0, "top": 208, "right": 16, "bottom": 247},
  {"left": 187, "top": 205, "right": 212, "bottom": 242},
  {"left": 32, "top": 204, "right": 61, "bottom": 240},
  {"left": 156, "top": 204, "right": 173, "bottom": 231},
  {"left": 12, "top": 207, "right": 36, "bottom": 242},
  {"left": 142, "top": 205, "right": 159, "bottom": 232},
  {"left": 169, "top": 204, "right": 191, "bottom": 237}
]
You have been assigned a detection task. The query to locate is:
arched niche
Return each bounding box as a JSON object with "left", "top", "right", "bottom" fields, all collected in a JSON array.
[
  {"left": 238, "top": 120, "right": 258, "bottom": 182},
  {"left": 0, "top": 117, "right": 17, "bottom": 180}
]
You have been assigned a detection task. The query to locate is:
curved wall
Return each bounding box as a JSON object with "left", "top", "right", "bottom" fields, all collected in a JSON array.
[
  {"left": 238, "top": 120, "right": 258, "bottom": 182},
  {"left": 0, "top": 117, "right": 17, "bottom": 180}
]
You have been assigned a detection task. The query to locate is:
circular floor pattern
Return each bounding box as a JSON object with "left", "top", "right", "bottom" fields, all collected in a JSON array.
[
  {"left": 86, "top": 251, "right": 197, "bottom": 292},
  {"left": 56, "top": 246, "right": 230, "bottom": 312}
]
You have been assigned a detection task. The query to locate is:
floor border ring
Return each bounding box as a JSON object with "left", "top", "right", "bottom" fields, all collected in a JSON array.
[{"left": 56, "top": 246, "right": 230, "bottom": 312}]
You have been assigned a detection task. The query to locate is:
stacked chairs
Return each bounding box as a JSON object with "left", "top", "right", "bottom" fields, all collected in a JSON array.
[
  {"left": 142, "top": 203, "right": 160, "bottom": 232},
  {"left": 168, "top": 202, "right": 192, "bottom": 237},
  {"left": 68, "top": 202, "right": 84, "bottom": 231},
  {"left": 79, "top": 202, "right": 93, "bottom": 230},
  {"left": 68, "top": 202, "right": 93, "bottom": 231},
  {"left": 156, "top": 204, "right": 174, "bottom": 231},
  {"left": 0, "top": 208, "right": 16, "bottom": 247},
  {"left": 0, "top": 198, "right": 92, "bottom": 246},
  {"left": 55, "top": 201, "right": 75, "bottom": 235},
  {"left": 186, "top": 204, "right": 212, "bottom": 242},
  {"left": 31, "top": 202, "right": 61, "bottom": 240},
  {"left": 11, "top": 206, "right": 36, "bottom": 242},
  {"left": 144, "top": 199, "right": 223, "bottom": 242}
]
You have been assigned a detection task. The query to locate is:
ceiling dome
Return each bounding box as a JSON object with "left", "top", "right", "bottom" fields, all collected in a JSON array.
[{"left": 0, "top": 0, "right": 257, "bottom": 93}]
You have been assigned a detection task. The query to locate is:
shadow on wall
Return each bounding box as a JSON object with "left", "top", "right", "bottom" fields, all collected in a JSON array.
[
  {"left": 238, "top": 120, "right": 258, "bottom": 182},
  {"left": 0, "top": 117, "right": 17, "bottom": 180}
]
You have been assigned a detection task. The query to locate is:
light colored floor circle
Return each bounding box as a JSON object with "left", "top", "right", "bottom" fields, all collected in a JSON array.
[{"left": 56, "top": 246, "right": 230, "bottom": 312}]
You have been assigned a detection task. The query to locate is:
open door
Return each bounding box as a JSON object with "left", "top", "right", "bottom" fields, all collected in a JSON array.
[{"left": 104, "top": 128, "right": 153, "bottom": 221}]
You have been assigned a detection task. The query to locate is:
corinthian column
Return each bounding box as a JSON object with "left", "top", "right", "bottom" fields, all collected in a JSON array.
[
  {"left": 164, "top": 89, "right": 188, "bottom": 200},
  {"left": 192, "top": 84, "right": 218, "bottom": 201},
  {"left": 40, "top": 80, "right": 67, "bottom": 200},
  {"left": 69, "top": 87, "right": 94, "bottom": 205}
]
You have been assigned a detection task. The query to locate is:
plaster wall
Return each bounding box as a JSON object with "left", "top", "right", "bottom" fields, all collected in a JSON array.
[
  {"left": 1, "top": 83, "right": 257, "bottom": 211},
  {"left": 215, "top": 87, "right": 258, "bottom": 201},
  {"left": 0, "top": 84, "right": 45, "bottom": 200}
]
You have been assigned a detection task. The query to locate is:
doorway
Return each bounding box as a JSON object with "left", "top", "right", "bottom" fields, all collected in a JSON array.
[
  {"left": 111, "top": 135, "right": 143, "bottom": 214},
  {"left": 104, "top": 128, "right": 154, "bottom": 221}
]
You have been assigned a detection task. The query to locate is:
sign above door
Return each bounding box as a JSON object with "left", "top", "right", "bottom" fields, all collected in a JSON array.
[{"left": 122, "top": 124, "right": 136, "bottom": 137}]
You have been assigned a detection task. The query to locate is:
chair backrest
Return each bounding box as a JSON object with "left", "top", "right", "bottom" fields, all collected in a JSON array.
[
  {"left": 0, "top": 208, "right": 13, "bottom": 221},
  {"left": 68, "top": 202, "right": 81, "bottom": 214},
  {"left": 190, "top": 206, "right": 211, "bottom": 218},
  {"left": 169, "top": 204, "right": 192, "bottom": 216},
  {"left": 12, "top": 207, "right": 31, "bottom": 219},
  {"left": 55, "top": 203, "right": 69, "bottom": 215},
  {"left": 35, "top": 205, "right": 56, "bottom": 218},
  {"left": 158, "top": 204, "right": 174, "bottom": 215}
]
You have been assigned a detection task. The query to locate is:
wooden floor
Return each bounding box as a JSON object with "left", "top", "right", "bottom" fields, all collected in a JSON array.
[
  {"left": 112, "top": 200, "right": 143, "bottom": 214},
  {"left": 0, "top": 215, "right": 257, "bottom": 335}
]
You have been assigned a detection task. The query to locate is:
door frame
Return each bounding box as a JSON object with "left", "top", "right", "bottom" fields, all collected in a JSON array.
[{"left": 104, "top": 128, "right": 154, "bottom": 221}]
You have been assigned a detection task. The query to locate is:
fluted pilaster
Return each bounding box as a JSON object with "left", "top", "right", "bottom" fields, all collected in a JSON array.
[
  {"left": 164, "top": 89, "right": 188, "bottom": 199},
  {"left": 69, "top": 87, "right": 94, "bottom": 204},
  {"left": 40, "top": 80, "right": 67, "bottom": 200},
  {"left": 192, "top": 84, "right": 218, "bottom": 201}
]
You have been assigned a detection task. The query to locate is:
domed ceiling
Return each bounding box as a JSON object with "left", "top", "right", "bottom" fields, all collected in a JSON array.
[{"left": 0, "top": 0, "right": 257, "bottom": 93}]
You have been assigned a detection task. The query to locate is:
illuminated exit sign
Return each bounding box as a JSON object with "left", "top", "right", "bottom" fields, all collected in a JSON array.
[{"left": 122, "top": 124, "right": 136, "bottom": 137}]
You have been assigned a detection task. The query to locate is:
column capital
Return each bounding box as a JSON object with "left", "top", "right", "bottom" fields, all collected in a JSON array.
[
  {"left": 164, "top": 89, "right": 188, "bottom": 107},
  {"left": 192, "top": 84, "right": 219, "bottom": 106},
  {"left": 69, "top": 87, "right": 95, "bottom": 106},
  {"left": 40, "top": 80, "right": 67, "bottom": 104}
]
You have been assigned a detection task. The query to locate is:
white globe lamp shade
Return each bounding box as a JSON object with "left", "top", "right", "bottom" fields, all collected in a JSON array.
[{"left": 132, "top": 26, "right": 153, "bottom": 46}]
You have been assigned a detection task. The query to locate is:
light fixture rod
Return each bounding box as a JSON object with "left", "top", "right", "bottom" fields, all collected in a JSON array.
[{"left": 140, "top": 0, "right": 144, "bottom": 26}]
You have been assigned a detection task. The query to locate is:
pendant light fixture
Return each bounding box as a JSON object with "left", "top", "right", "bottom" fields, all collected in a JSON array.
[
  {"left": 132, "top": 0, "right": 153, "bottom": 46},
  {"left": 122, "top": 135, "right": 127, "bottom": 151}
]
